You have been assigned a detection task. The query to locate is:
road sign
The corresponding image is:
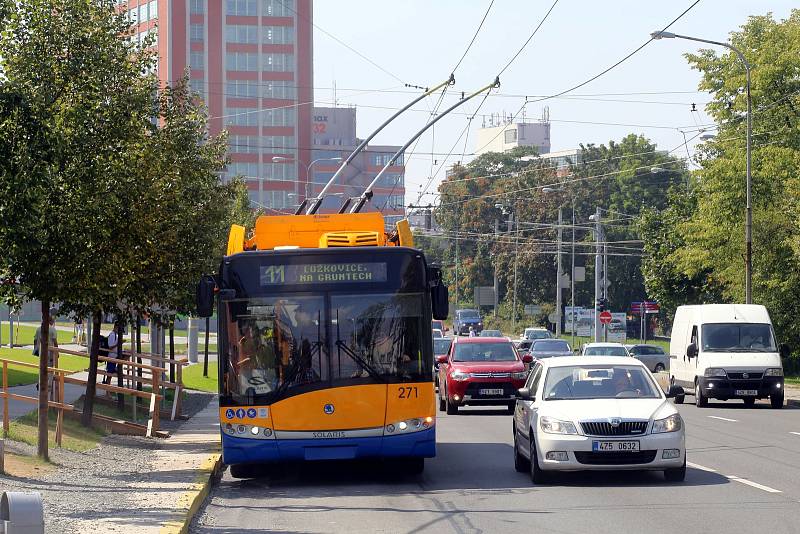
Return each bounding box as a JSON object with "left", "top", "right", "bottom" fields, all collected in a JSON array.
[
  {"left": 630, "top": 301, "right": 659, "bottom": 314},
  {"left": 548, "top": 312, "right": 559, "bottom": 324},
  {"left": 474, "top": 286, "right": 495, "bottom": 306},
  {"left": 524, "top": 304, "right": 542, "bottom": 315},
  {"left": 599, "top": 311, "right": 612, "bottom": 324}
]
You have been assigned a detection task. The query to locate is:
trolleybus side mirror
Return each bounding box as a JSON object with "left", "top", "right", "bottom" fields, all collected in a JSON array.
[
  {"left": 196, "top": 275, "right": 216, "bottom": 318},
  {"left": 432, "top": 283, "right": 449, "bottom": 320}
]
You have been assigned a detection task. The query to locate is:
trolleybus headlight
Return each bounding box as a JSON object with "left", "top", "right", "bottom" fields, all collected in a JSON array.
[
  {"left": 225, "top": 423, "right": 234, "bottom": 433},
  {"left": 251, "top": 426, "right": 260, "bottom": 435},
  {"left": 423, "top": 417, "right": 433, "bottom": 429},
  {"left": 263, "top": 428, "right": 273, "bottom": 437},
  {"left": 398, "top": 421, "right": 408, "bottom": 431},
  {"left": 237, "top": 425, "right": 246, "bottom": 434}
]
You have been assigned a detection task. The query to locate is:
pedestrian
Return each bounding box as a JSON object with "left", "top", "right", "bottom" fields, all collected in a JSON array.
[
  {"left": 468, "top": 326, "right": 476, "bottom": 338},
  {"left": 102, "top": 323, "right": 121, "bottom": 385},
  {"left": 33, "top": 315, "right": 58, "bottom": 392}
]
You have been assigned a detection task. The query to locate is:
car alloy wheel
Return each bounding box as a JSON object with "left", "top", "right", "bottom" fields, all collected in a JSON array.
[
  {"left": 513, "top": 430, "right": 529, "bottom": 473},
  {"left": 529, "top": 437, "right": 548, "bottom": 484},
  {"left": 664, "top": 456, "right": 686, "bottom": 482},
  {"left": 655, "top": 363, "right": 665, "bottom": 373}
]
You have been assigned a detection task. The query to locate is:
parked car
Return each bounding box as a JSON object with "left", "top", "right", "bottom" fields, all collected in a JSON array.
[
  {"left": 432, "top": 329, "right": 443, "bottom": 338},
  {"left": 581, "top": 342, "right": 630, "bottom": 357},
  {"left": 670, "top": 304, "right": 787, "bottom": 408},
  {"left": 480, "top": 329, "right": 503, "bottom": 337},
  {"left": 529, "top": 339, "right": 572, "bottom": 360},
  {"left": 512, "top": 356, "right": 686, "bottom": 483},
  {"left": 626, "top": 344, "right": 669, "bottom": 373},
  {"left": 433, "top": 337, "right": 453, "bottom": 387},
  {"left": 453, "top": 309, "right": 483, "bottom": 336},
  {"left": 437, "top": 336, "right": 531, "bottom": 414},
  {"left": 432, "top": 320, "right": 448, "bottom": 334},
  {"left": 521, "top": 327, "right": 552, "bottom": 341}
]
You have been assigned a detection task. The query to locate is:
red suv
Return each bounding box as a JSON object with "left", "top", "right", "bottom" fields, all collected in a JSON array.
[{"left": 437, "top": 337, "right": 531, "bottom": 415}]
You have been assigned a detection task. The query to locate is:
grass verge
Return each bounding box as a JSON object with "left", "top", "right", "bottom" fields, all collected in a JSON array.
[
  {"left": 183, "top": 362, "right": 218, "bottom": 393},
  {"left": 7, "top": 408, "right": 108, "bottom": 452},
  {"left": 0, "top": 347, "right": 89, "bottom": 386}
]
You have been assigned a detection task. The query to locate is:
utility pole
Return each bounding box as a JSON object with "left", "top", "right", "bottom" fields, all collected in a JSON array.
[
  {"left": 592, "top": 208, "right": 602, "bottom": 342},
  {"left": 571, "top": 204, "right": 576, "bottom": 349},
  {"left": 493, "top": 216, "right": 499, "bottom": 317},
  {"left": 512, "top": 208, "right": 520, "bottom": 333},
  {"left": 455, "top": 206, "right": 460, "bottom": 310},
  {"left": 603, "top": 238, "right": 608, "bottom": 342},
  {"left": 555, "top": 207, "right": 563, "bottom": 337}
]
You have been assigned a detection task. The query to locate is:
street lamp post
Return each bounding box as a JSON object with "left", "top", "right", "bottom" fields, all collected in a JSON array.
[
  {"left": 543, "top": 187, "right": 576, "bottom": 345},
  {"left": 272, "top": 156, "right": 343, "bottom": 204},
  {"left": 651, "top": 30, "right": 753, "bottom": 304}
]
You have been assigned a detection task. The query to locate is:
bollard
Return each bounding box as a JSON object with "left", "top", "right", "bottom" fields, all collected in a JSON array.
[
  {"left": 187, "top": 317, "right": 199, "bottom": 364},
  {"left": 0, "top": 491, "right": 44, "bottom": 534}
]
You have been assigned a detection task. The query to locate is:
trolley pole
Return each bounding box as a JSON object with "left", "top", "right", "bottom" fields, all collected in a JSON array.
[{"left": 555, "top": 207, "right": 563, "bottom": 337}]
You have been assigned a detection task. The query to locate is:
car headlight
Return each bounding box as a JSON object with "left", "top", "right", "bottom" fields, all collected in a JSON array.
[
  {"left": 512, "top": 371, "right": 528, "bottom": 379},
  {"left": 652, "top": 413, "right": 682, "bottom": 434},
  {"left": 704, "top": 367, "right": 726, "bottom": 377},
  {"left": 450, "top": 370, "right": 470, "bottom": 381},
  {"left": 539, "top": 416, "right": 577, "bottom": 435},
  {"left": 765, "top": 367, "right": 784, "bottom": 377}
]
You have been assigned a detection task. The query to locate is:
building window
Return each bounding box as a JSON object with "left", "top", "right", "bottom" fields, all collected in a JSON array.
[
  {"left": 226, "top": 0, "right": 258, "bottom": 16},
  {"left": 264, "top": 81, "right": 296, "bottom": 100},
  {"left": 189, "top": 78, "right": 205, "bottom": 98},
  {"left": 262, "top": 107, "right": 295, "bottom": 126},
  {"left": 263, "top": 190, "right": 293, "bottom": 209},
  {"left": 263, "top": 162, "right": 297, "bottom": 182},
  {"left": 264, "top": 0, "right": 294, "bottom": 17},
  {"left": 225, "top": 108, "right": 260, "bottom": 127},
  {"left": 148, "top": 0, "right": 158, "bottom": 20},
  {"left": 263, "top": 135, "right": 295, "bottom": 151},
  {"left": 504, "top": 128, "right": 518, "bottom": 143},
  {"left": 190, "top": 23, "right": 204, "bottom": 42},
  {"left": 262, "top": 26, "right": 294, "bottom": 44},
  {"left": 263, "top": 53, "right": 294, "bottom": 72},
  {"left": 226, "top": 80, "right": 259, "bottom": 98},
  {"left": 190, "top": 51, "right": 205, "bottom": 70},
  {"left": 225, "top": 51, "right": 259, "bottom": 71},
  {"left": 228, "top": 135, "right": 260, "bottom": 154},
  {"left": 225, "top": 25, "right": 258, "bottom": 44},
  {"left": 378, "top": 173, "right": 404, "bottom": 187},
  {"left": 227, "top": 162, "right": 260, "bottom": 178},
  {"left": 372, "top": 153, "right": 397, "bottom": 166},
  {"left": 190, "top": 0, "right": 205, "bottom": 14}
]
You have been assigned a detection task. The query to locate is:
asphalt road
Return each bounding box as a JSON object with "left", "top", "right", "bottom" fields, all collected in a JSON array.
[{"left": 193, "top": 398, "right": 800, "bottom": 534}]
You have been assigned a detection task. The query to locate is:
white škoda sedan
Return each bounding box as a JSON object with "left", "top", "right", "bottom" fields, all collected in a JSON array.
[{"left": 512, "top": 356, "right": 686, "bottom": 483}]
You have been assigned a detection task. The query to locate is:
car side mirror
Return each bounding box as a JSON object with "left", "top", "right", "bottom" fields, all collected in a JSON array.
[
  {"left": 517, "top": 387, "right": 534, "bottom": 401},
  {"left": 780, "top": 343, "right": 791, "bottom": 359},
  {"left": 666, "top": 385, "right": 685, "bottom": 399},
  {"left": 521, "top": 354, "right": 533, "bottom": 364},
  {"left": 687, "top": 343, "right": 698, "bottom": 358},
  {"left": 435, "top": 354, "right": 448, "bottom": 364}
]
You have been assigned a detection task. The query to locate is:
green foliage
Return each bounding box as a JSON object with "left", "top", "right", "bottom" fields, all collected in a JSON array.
[
  {"left": 658, "top": 10, "right": 800, "bottom": 345},
  {"left": 183, "top": 362, "right": 219, "bottom": 393}
]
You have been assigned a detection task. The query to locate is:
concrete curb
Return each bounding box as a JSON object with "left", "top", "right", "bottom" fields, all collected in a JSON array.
[{"left": 159, "top": 453, "right": 223, "bottom": 534}]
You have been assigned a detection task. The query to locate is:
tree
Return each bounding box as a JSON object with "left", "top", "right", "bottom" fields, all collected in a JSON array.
[
  {"left": 665, "top": 10, "right": 800, "bottom": 345},
  {"left": 0, "top": 0, "right": 157, "bottom": 457}
]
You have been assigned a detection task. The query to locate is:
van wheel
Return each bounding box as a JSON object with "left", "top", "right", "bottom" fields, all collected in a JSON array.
[
  {"left": 514, "top": 431, "right": 529, "bottom": 472},
  {"left": 671, "top": 376, "right": 684, "bottom": 404},
  {"left": 743, "top": 397, "right": 756, "bottom": 407},
  {"left": 771, "top": 393, "right": 784, "bottom": 409},
  {"left": 695, "top": 381, "right": 708, "bottom": 407}
]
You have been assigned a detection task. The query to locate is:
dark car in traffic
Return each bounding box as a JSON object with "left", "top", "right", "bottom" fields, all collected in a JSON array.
[
  {"left": 529, "top": 339, "right": 573, "bottom": 360},
  {"left": 453, "top": 309, "right": 483, "bottom": 336},
  {"left": 437, "top": 336, "right": 531, "bottom": 414}
]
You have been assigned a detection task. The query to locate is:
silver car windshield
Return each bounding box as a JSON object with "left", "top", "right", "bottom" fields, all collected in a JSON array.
[
  {"left": 584, "top": 346, "right": 628, "bottom": 357},
  {"left": 543, "top": 365, "right": 660, "bottom": 400}
]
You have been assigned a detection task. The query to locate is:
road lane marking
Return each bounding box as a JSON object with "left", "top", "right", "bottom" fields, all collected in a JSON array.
[
  {"left": 707, "top": 415, "right": 738, "bottom": 422},
  {"left": 790, "top": 432, "right": 800, "bottom": 436},
  {"left": 727, "top": 476, "right": 782, "bottom": 493},
  {"left": 687, "top": 461, "right": 717, "bottom": 473},
  {"left": 688, "top": 461, "right": 782, "bottom": 493}
]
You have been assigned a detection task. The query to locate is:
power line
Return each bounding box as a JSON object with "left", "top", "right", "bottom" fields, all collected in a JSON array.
[
  {"left": 498, "top": 0, "right": 561, "bottom": 77},
  {"left": 451, "top": 0, "right": 495, "bottom": 73}
]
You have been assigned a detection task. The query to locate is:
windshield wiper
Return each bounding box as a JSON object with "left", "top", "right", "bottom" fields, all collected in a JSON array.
[{"left": 335, "top": 312, "right": 387, "bottom": 383}]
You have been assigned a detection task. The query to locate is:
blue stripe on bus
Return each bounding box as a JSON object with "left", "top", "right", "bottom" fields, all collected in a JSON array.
[{"left": 221, "top": 427, "right": 436, "bottom": 465}]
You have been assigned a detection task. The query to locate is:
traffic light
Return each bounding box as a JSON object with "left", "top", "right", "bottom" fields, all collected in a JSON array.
[{"left": 595, "top": 298, "right": 609, "bottom": 312}]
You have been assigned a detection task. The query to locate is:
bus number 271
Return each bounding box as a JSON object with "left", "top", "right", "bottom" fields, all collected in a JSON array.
[{"left": 398, "top": 386, "right": 418, "bottom": 399}]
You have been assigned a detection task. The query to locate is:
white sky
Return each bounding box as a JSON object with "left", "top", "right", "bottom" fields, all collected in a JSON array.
[{"left": 311, "top": 1, "right": 796, "bottom": 207}]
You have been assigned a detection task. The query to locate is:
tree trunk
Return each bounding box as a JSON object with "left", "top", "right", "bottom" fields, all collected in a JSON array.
[
  {"left": 37, "top": 301, "right": 50, "bottom": 460},
  {"left": 203, "top": 317, "right": 210, "bottom": 378},
  {"left": 135, "top": 315, "right": 142, "bottom": 392},
  {"left": 169, "top": 322, "right": 175, "bottom": 384},
  {"left": 117, "top": 316, "right": 125, "bottom": 411},
  {"left": 82, "top": 310, "right": 102, "bottom": 427}
]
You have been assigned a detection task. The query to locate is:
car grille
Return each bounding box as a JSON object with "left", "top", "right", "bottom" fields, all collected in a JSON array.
[
  {"left": 470, "top": 372, "right": 512, "bottom": 378},
  {"left": 727, "top": 372, "right": 763, "bottom": 380},
  {"left": 574, "top": 450, "right": 657, "bottom": 465},
  {"left": 580, "top": 421, "right": 648, "bottom": 436},
  {"left": 464, "top": 382, "right": 515, "bottom": 397}
]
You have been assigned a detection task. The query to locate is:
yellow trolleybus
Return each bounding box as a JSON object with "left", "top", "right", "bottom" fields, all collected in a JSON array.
[{"left": 197, "top": 211, "right": 448, "bottom": 477}]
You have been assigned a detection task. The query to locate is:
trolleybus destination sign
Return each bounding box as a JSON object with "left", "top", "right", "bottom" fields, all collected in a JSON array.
[{"left": 260, "top": 262, "right": 388, "bottom": 285}]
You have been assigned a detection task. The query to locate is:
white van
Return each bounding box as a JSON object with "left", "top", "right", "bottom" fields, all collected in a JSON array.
[{"left": 669, "top": 304, "right": 788, "bottom": 408}]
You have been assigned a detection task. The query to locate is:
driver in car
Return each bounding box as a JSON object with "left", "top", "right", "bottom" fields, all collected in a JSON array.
[{"left": 612, "top": 369, "right": 641, "bottom": 396}]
